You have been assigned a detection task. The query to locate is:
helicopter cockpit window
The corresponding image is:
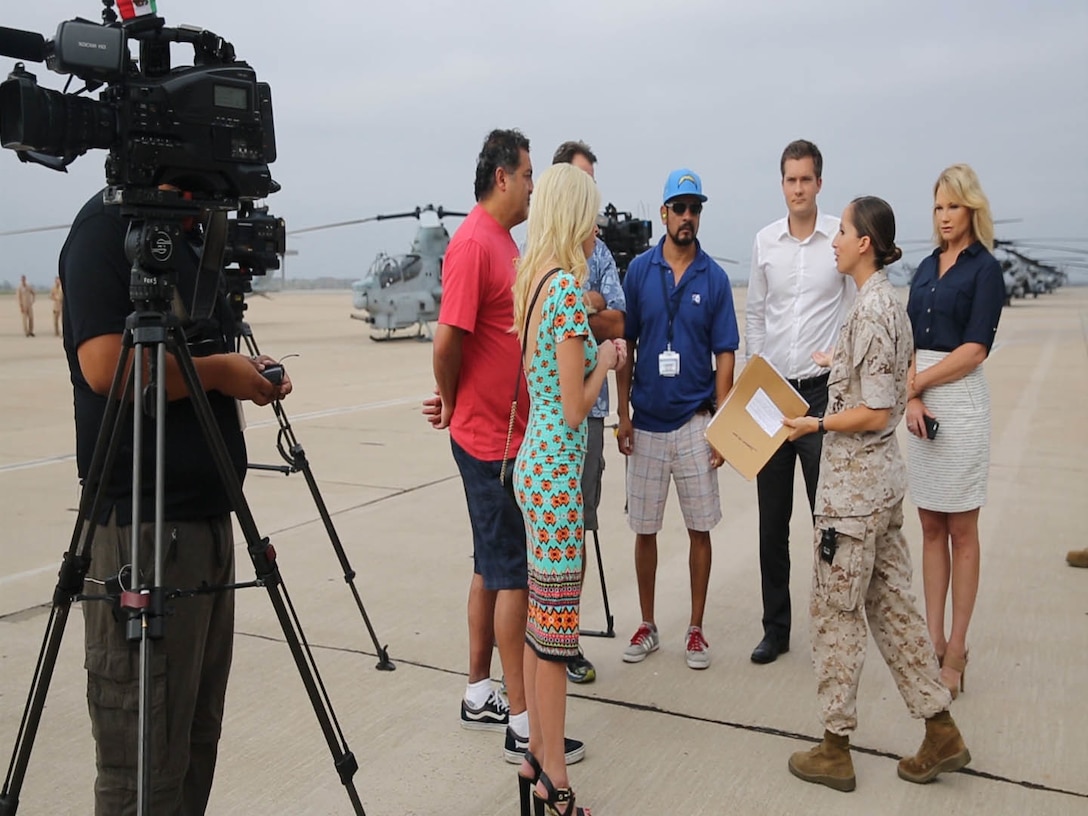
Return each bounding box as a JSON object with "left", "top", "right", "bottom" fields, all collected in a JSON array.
[{"left": 398, "top": 254, "right": 422, "bottom": 283}]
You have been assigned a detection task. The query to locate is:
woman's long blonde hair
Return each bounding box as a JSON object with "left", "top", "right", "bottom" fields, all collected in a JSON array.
[
  {"left": 932, "top": 163, "right": 994, "bottom": 252},
  {"left": 512, "top": 163, "right": 600, "bottom": 339}
]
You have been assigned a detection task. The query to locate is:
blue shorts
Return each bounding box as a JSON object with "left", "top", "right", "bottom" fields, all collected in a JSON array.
[{"left": 451, "top": 438, "right": 528, "bottom": 591}]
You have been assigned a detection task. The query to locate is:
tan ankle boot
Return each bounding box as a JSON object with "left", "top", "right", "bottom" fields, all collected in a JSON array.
[
  {"left": 789, "top": 731, "right": 856, "bottom": 792},
  {"left": 898, "top": 710, "right": 972, "bottom": 783},
  {"left": 1067, "top": 548, "right": 1088, "bottom": 568}
]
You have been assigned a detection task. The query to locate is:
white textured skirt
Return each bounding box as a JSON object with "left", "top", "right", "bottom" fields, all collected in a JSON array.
[{"left": 907, "top": 349, "right": 991, "bottom": 512}]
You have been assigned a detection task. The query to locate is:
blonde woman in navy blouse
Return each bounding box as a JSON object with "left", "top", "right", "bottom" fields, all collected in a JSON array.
[{"left": 905, "top": 164, "right": 1005, "bottom": 700}]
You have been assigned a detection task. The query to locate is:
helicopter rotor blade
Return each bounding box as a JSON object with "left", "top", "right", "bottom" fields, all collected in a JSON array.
[
  {"left": 436, "top": 207, "right": 469, "bottom": 219},
  {"left": 287, "top": 215, "right": 386, "bottom": 235},
  {"left": 0, "top": 223, "right": 72, "bottom": 237}
]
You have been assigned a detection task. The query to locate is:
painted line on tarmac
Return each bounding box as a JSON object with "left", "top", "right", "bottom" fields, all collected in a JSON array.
[
  {"left": 235, "top": 631, "right": 1088, "bottom": 804},
  {"left": 0, "top": 452, "right": 76, "bottom": 474},
  {"left": 247, "top": 394, "right": 427, "bottom": 428},
  {"left": 0, "top": 563, "right": 59, "bottom": 589},
  {"left": 0, "top": 394, "right": 429, "bottom": 474}
]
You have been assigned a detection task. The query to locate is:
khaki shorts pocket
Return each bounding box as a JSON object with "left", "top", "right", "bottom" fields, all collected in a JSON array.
[{"left": 813, "top": 516, "right": 871, "bottom": 612}]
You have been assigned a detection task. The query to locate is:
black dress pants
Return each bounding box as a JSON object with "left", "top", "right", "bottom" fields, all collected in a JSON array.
[{"left": 756, "top": 379, "right": 828, "bottom": 644}]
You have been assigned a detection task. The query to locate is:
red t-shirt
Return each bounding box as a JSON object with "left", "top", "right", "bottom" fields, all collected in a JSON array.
[{"left": 439, "top": 205, "right": 529, "bottom": 461}]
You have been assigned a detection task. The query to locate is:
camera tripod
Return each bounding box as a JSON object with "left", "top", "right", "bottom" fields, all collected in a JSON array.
[
  {"left": 226, "top": 279, "right": 394, "bottom": 670},
  {"left": 579, "top": 528, "right": 616, "bottom": 638},
  {"left": 1, "top": 210, "right": 367, "bottom": 815}
]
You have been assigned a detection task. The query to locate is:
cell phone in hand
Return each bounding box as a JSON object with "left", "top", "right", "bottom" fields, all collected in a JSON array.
[{"left": 923, "top": 415, "right": 939, "bottom": 440}]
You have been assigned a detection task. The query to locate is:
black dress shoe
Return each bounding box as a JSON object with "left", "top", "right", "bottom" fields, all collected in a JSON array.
[{"left": 750, "top": 635, "right": 789, "bottom": 664}]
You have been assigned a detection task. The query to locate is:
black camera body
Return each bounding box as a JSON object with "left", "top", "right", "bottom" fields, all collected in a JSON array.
[
  {"left": 597, "top": 203, "right": 652, "bottom": 282},
  {"left": 0, "top": 15, "right": 276, "bottom": 202},
  {"left": 225, "top": 205, "right": 286, "bottom": 275}
]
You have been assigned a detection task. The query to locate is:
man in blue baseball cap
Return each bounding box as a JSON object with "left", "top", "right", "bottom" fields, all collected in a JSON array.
[{"left": 615, "top": 167, "right": 739, "bottom": 670}]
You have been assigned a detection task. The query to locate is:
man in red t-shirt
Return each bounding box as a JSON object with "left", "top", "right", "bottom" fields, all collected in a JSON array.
[{"left": 426, "top": 129, "right": 544, "bottom": 757}]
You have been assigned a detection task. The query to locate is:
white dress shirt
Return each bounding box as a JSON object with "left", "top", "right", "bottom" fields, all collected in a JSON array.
[{"left": 746, "top": 211, "right": 855, "bottom": 381}]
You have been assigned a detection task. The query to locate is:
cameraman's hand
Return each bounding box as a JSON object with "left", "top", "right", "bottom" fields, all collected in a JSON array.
[
  {"left": 213, "top": 353, "right": 278, "bottom": 405},
  {"left": 249, "top": 355, "right": 293, "bottom": 401}
]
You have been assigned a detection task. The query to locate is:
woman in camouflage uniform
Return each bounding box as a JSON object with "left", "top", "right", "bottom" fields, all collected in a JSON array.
[{"left": 783, "top": 197, "right": 971, "bottom": 792}]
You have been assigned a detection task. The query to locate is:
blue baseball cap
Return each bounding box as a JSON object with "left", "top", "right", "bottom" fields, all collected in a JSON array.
[{"left": 662, "top": 168, "right": 707, "bottom": 203}]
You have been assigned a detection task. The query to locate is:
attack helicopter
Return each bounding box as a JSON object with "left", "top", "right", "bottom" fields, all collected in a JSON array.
[{"left": 288, "top": 204, "right": 466, "bottom": 341}]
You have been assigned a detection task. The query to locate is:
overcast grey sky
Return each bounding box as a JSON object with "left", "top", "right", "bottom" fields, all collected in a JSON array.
[{"left": 2, "top": 0, "right": 1086, "bottom": 287}]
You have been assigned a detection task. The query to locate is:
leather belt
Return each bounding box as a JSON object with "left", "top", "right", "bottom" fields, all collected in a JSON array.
[{"left": 786, "top": 372, "right": 830, "bottom": 391}]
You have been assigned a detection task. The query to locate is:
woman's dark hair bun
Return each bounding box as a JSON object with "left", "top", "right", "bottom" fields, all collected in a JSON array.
[{"left": 850, "top": 196, "right": 899, "bottom": 270}]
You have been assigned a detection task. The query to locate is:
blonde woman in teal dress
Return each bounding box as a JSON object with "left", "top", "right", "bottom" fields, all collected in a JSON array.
[{"left": 512, "top": 163, "right": 626, "bottom": 816}]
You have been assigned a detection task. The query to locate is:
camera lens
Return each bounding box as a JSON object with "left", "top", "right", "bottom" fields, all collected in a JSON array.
[{"left": 0, "top": 75, "right": 114, "bottom": 155}]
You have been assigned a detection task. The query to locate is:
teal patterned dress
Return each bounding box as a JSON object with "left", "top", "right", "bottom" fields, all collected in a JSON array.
[{"left": 514, "top": 270, "right": 599, "bottom": 660}]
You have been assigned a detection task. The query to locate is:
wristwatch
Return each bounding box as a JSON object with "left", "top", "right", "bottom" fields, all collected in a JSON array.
[{"left": 818, "top": 417, "right": 827, "bottom": 435}]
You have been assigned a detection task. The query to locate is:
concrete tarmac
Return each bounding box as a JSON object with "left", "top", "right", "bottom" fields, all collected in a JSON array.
[{"left": 0, "top": 287, "right": 1085, "bottom": 815}]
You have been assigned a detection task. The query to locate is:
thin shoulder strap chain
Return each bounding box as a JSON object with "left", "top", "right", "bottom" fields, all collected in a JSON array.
[{"left": 499, "top": 268, "right": 561, "bottom": 484}]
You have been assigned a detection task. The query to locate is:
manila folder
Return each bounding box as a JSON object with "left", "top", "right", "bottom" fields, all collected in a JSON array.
[{"left": 704, "top": 355, "right": 810, "bottom": 481}]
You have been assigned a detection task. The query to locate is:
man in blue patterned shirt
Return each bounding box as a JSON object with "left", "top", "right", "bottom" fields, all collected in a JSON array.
[{"left": 552, "top": 140, "right": 626, "bottom": 684}]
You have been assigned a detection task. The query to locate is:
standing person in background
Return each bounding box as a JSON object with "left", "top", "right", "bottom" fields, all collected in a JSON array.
[
  {"left": 616, "top": 168, "right": 738, "bottom": 671},
  {"left": 905, "top": 164, "right": 1005, "bottom": 699},
  {"left": 785, "top": 196, "right": 970, "bottom": 793},
  {"left": 512, "top": 162, "right": 625, "bottom": 816},
  {"left": 51, "top": 276, "right": 64, "bottom": 337},
  {"left": 17, "top": 275, "right": 35, "bottom": 337},
  {"left": 746, "top": 139, "right": 854, "bottom": 665},
  {"left": 551, "top": 140, "right": 626, "bottom": 685}
]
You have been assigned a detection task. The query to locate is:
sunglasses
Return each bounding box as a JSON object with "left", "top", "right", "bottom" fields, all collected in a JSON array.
[{"left": 665, "top": 201, "right": 703, "bottom": 216}]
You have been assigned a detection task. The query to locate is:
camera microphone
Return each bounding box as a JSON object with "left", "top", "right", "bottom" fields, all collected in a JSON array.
[{"left": 0, "top": 26, "right": 47, "bottom": 63}]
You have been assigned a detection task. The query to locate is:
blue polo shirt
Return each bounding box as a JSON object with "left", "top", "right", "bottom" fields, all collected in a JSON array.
[
  {"left": 907, "top": 242, "right": 1005, "bottom": 353},
  {"left": 623, "top": 238, "right": 739, "bottom": 432}
]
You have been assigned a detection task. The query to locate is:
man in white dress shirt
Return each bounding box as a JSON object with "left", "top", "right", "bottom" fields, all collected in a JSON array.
[{"left": 746, "top": 140, "right": 855, "bottom": 665}]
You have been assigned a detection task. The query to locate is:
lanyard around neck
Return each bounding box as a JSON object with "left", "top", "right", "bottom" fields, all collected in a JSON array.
[{"left": 658, "top": 264, "right": 682, "bottom": 348}]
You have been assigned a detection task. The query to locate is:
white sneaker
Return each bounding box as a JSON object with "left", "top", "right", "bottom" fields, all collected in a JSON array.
[
  {"left": 623, "top": 622, "right": 660, "bottom": 663},
  {"left": 685, "top": 626, "right": 711, "bottom": 670}
]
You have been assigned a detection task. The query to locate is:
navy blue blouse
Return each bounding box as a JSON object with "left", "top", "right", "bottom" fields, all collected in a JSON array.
[{"left": 907, "top": 242, "right": 1005, "bottom": 353}]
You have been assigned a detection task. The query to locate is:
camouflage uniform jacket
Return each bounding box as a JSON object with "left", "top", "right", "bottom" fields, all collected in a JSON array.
[{"left": 815, "top": 271, "right": 913, "bottom": 517}]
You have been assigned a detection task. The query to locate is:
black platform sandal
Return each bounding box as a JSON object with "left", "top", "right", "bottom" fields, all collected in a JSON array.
[
  {"left": 533, "top": 770, "right": 590, "bottom": 816},
  {"left": 518, "top": 750, "right": 543, "bottom": 816}
]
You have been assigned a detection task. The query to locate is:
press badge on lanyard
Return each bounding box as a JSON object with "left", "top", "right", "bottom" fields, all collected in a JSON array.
[
  {"left": 659, "top": 346, "right": 680, "bottom": 377},
  {"left": 658, "top": 268, "right": 682, "bottom": 377}
]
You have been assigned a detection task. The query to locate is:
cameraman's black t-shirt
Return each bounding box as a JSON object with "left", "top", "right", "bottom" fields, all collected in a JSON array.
[{"left": 59, "top": 192, "right": 247, "bottom": 525}]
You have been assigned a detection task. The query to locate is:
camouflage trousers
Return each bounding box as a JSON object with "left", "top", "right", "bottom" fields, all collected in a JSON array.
[{"left": 810, "top": 502, "right": 951, "bottom": 735}]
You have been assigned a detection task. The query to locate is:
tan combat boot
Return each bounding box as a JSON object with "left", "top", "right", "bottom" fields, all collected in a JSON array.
[
  {"left": 788, "top": 731, "right": 856, "bottom": 792},
  {"left": 897, "top": 710, "right": 972, "bottom": 783},
  {"left": 1067, "top": 548, "right": 1088, "bottom": 568}
]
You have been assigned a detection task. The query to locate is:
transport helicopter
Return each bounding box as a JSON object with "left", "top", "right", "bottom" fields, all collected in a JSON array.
[
  {"left": 288, "top": 204, "right": 467, "bottom": 341},
  {"left": 901, "top": 231, "right": 1088, "bottom": 304}
]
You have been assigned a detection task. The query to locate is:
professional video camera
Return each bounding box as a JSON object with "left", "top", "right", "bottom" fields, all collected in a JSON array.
[
  {"left": 597, "top": 202, "right": 652, "bottom": 281},
  {"left": 0, "top": 4, "right": 277, "bottom": 204}
]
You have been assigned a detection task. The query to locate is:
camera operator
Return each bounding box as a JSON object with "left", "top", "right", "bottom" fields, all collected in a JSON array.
[{"left": 59, "top": 188, "right": 291, "bottom": 814}]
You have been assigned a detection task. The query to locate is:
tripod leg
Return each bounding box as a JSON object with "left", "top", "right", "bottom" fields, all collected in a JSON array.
[
  {"left": 579, "top": 529, "right": 616, "bottom": 639},
  {"left": 239, "top": 328, "right": 395, "bottom": 670},
  {"left": 170, "top": 333, "right": 367, "bottom": 814},
  {"left": 1, "top": 333, "right": 137, "bottom": 815}
]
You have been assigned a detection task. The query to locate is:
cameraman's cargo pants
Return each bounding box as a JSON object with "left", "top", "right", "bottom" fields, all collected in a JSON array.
[{"left": 83, "top": 512, "right": 234, "bottom": 816}]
